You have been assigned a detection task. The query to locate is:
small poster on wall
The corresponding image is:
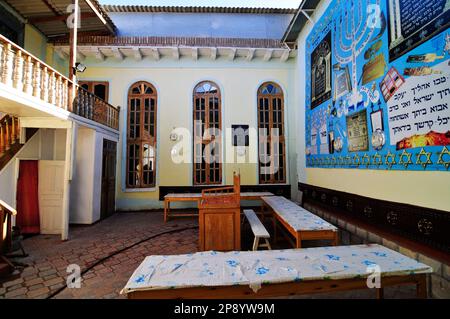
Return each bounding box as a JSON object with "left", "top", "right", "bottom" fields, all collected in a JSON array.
[
  {"left": 387, "top": 0, "right": 450, "bottom": 61},
  {"left": 311, "top": 32, "right": 332, "bottom": 109},
  {"left": 346, "top": 109, "right": 369, "bottom": 152}
]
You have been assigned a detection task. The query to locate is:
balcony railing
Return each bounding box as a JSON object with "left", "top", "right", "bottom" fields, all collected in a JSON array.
[
  {"left": 0, "top": 114, "right": 20, "bottom": 156},
  {"left": 0, "top": 34, "right": 119, "bottom": 130}
]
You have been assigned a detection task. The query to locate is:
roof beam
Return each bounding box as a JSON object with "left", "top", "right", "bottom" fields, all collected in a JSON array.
[
  {"left": 280, "top": 50, "right": 290, "bottom": 62},
  {"left": 246, "top": 48, "right": 255, "bottom": 61},
  {"left": 83, "top": 0, "right": 115, "bottom": 34},
  {"left": 28, "top": 13, "right": 97, "bottom": 24},
  {"left": 191, "top": 47, "right": 198, "bottom": 60},
  {"left": 172, "top": 47, "right": 179, "bottom": 60},
  {"left": 55, "top": 47, "right": 68, "bottom": 60},
  {"left": 77, "top": 50, "right": 86, "bottom": 61},
  {"left": 210, "top": 47, "right": 217, "bottom": 60},
  {"left": 263, "top": 49, "right": 273, "bottom": 62},
  {"left": 133, "top": 47, "right": 142, "bottom": 60},
  {"left": 111, "top": 47, "right": 124, "bottom": 60},
  {"left": 94, "top": 48, "right": 105, "bottom": 61},
  {"left": 152, "top": 48, "right": 160, "bottom": 60},
  {"left": 228, "top": 48, "right": 236, "bottom": 61}
]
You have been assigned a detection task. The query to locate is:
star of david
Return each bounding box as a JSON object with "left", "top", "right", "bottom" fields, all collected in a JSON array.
[
  {"left": 415, "top": 148, "right": 433, "bottom": 170},
  {"left": 399, "top": 150, "right": 413, "bottom": 169},
  {"left": 352, "top": 154, "right": 360, "bottom": 166},
  {"left": 330, "top": 157, "right": 337, "bottom": 167},
  {"left": 437, "top": 146, "right": 450, "bottom": 170},
  {"left": 372, "top": 152, "right": 383, "bottom": 168},
  {"left": 361, "top": 153, "right": 370, "bottom": 168},
  {"left": 344, "top": 155, "right": 351, "bottom": 166},
  {"left": 384, "top": 151, "right": 396, "bottom": 169}
]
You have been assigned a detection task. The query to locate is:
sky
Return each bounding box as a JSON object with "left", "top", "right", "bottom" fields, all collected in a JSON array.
[{"left": 98, "top": 0, "right": 303, "bottom": 9}]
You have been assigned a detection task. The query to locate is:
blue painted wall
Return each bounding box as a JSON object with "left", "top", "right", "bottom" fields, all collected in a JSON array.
[{"left": 305, "top": 0, "right": 450, "bottom": 171}]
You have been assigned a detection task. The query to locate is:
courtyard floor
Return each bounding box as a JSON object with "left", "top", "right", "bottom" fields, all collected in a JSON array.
[{"left": 0, "top": 211, "right": 418, "bottom": 299}]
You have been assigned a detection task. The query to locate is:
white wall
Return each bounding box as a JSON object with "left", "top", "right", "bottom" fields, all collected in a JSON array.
[
  {"left": 69, "top": 127, "right": 117, "bottom": 224},
  {"left": 70, "top": 128, "right": 95, "bottom": 224},
  {"left": 79, "top": 58, "right": 298, "bottom": 211}
]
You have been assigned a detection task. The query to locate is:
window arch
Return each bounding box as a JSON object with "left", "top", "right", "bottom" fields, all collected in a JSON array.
[
  {"left": 257, "top": 82, "right": 286, "bottom": 184},
  {"left": 193, "top": 81, "right": 222, "bottom": 185},
  {"left": 127, "top": 81, "right": 157, "bottom": 188}
]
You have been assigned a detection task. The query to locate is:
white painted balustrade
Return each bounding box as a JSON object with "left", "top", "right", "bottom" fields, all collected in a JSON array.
[{"left": 0, "top": 34, "right": 119, "bottom": 130}]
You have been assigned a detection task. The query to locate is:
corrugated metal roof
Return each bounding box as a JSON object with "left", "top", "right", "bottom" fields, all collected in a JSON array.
[
  {"left": 4, "top": 0, "right": 117, "bottom": 37},
  {"left": 103, "top": 5, "right": 297, "bottom": 14},
  {"left": 282, "top": 0, "right": 321, "bottom": 43}
]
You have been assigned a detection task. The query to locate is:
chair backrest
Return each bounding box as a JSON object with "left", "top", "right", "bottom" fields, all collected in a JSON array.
[
  {"left": 233, "top": 172, "right": 240, "bottom": 196},
  {"left": 199, "top": 172, "right": 241, "bottom": 208}
]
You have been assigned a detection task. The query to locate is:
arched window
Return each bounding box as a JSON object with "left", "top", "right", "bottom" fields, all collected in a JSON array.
[
  {"left": 193, "top": 81, "right": 222, "bottom": 185},
  {"left": 257, "top": 82, "right": 286, "bottom": 184},
  {"left": 127, "top": 81, "right": 157, "bottom": 188}
]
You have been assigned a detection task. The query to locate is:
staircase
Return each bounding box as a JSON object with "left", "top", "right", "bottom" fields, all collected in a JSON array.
[
  {"left": 0, "top": 114, "right": 38, "bottom": 172},
  {"left": 0, "top": 200, "right": 16, "bottom": 279},
  {"left": 0, "top": 114, "right": 20, "bottom": 169}
]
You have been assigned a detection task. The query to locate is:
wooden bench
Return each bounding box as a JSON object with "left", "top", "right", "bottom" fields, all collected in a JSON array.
[
  {"left": 163, "top": 192, "right": 274, "bottom": 222},
  {"left": 122, "top": 244, "right": 432, "bottom": 299},
  {"left": 243, "top": 209, "right": 271, "bottom": 251},
  {"left": 261, "top": 196, "right": 338, "bottom": 248}
]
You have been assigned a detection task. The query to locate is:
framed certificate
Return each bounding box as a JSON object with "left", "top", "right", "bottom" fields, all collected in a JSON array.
[{"left": 370, "top": 109, "right": 384, "bottom": 132}]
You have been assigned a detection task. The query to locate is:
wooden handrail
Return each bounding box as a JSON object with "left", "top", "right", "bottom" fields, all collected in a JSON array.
[
  {"left": 0, "top": 200, "right": 17, "bottom": 216},
  {"left": 0, "top": 34, "right": 120, "bottom": 130}
]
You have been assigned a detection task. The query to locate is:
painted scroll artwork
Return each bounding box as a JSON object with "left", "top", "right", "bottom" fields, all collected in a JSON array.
[{"left": 305, "top": 0, "right": 450, "bottom": 171}]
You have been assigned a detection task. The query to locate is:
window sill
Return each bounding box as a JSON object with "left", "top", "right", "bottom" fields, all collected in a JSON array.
[{"left": 123, "top": 187, "right": 157, "bottom": 193}]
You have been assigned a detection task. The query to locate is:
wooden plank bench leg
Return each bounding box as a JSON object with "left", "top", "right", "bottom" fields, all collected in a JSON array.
[
  {"left": 376, "top": 288, "right": 384, "bottom": 299},
  {"left": 296, "top": 233, "right": 302, "bottom": 248},
  {"left": 416, "top": 274, "right": 428, "bottom": 299},
  {"left": 252, "top": 237, "right": 260, "bottom": 251},
  {"left": 333, "top": 231, "right": 339, "bottom": 246},
  {"left": 164, "top": 199, "right": 169, "bottom": 223},
  {"left": 264, "top": 238, "right": 272, "bottom": 250}
]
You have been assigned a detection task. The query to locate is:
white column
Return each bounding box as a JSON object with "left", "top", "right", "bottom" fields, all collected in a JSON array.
[{"left": 61, "top": 122, "right": 78, "bottom": 240}]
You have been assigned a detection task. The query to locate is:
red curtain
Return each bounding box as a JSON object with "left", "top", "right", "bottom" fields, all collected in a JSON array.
[{"left": 16, "top": 160, "right": 40, "bottom": 234}]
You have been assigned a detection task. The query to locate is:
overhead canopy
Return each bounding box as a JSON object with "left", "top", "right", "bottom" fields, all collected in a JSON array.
[
  {"left": 282, "top": 0, "right": 321, "bottom": 44},
  {"left": 4, "top": 0, "right": 116, "bottom": 38}
]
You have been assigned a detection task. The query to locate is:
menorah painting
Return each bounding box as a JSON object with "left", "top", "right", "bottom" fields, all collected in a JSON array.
[{"left": 305, "top": 0, "right": 450, "bottom": 171}]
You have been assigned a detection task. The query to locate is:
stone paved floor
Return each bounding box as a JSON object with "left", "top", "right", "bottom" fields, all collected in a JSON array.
[{"left": 0, "top": 211, "right": 420, "bottom": 299}]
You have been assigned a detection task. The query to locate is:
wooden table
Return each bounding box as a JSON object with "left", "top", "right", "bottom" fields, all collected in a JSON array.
[
  {"left": 164, "top": 192, "right": 274, "bottom": 222},
  {"left": 122, "top": 245, "right": 432, "bottom": 299},
  {"left": 261, "top": 196, "right": 338, "bottom": 248}
]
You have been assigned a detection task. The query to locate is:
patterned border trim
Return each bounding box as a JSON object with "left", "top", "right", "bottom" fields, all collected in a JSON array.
[{"left": 298, "top": 182, "right": 450, "bottom": 254}]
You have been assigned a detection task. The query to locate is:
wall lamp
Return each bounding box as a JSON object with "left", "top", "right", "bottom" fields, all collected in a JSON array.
[{"left": 73, "top": 62, "right": 87, "bottom": 73}]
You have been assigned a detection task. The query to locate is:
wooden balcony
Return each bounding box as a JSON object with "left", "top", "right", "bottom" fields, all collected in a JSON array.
[{"left": 0, "top": 34, "right": 119, "bottom": 130}]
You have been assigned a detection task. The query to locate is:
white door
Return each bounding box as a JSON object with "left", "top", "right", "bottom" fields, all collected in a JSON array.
[{"left": 38, "top": 160, "right": 65, "bottom": 234}]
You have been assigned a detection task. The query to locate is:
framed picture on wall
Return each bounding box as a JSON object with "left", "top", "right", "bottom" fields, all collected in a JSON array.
[
  {"left": 387, "top": 0, "right": 450, "bottom": 61},
  {"left": 346, "top": 109, "right": 369, "bottom": 152},
  {"left": 311, "top": 32, "right": 332, "bottom": 109},
  {"left": 370, "top": 109, "right": 384, "bottom": 132},
  {"left": 231, "top": 125, "right": 249, "bottom": 147}
]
